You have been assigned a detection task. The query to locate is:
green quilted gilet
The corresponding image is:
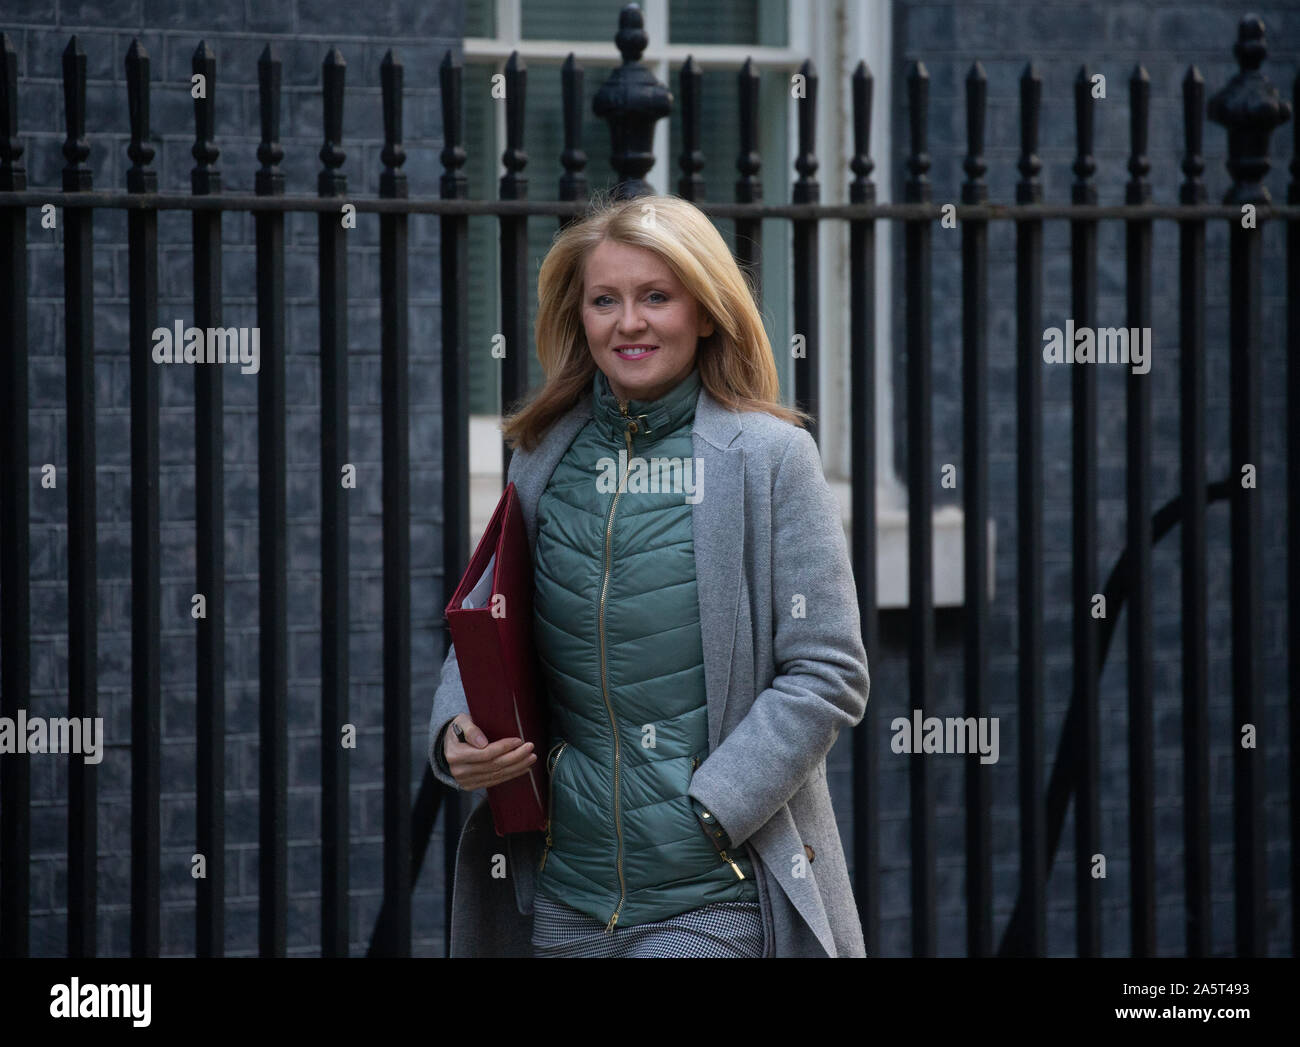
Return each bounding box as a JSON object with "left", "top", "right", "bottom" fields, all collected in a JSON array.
[{"left": 532, "top": 363, "right": 757, "bottom": 930}]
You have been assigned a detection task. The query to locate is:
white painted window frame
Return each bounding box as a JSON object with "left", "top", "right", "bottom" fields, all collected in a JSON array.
[{"left": 462, "top": 0, "right": 984, "bottom": 608}]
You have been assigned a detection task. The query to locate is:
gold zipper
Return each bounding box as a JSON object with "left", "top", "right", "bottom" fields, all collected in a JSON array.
[
  {"left": 600, "top": 399, "right": 640, "bottom": 934},
  {"left": 691, "top": 754, "right": 745, "bottom": 879},
  {"left": 717, "top": 848, "right": 746, "bottom": 880},
  {"left": 538, "top": 740, "right": 568, "bottom": 873}
]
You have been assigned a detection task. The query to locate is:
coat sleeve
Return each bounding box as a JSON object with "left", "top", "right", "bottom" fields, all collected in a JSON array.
[
  {"left": 428, "top": 641, "right": 469, "bottom": 791},
  {"left": 687, "top": 426, "right": 870, "bottom": 849},
  {"left": 427, "top": 443, "right": 529, "bottom": 791}
]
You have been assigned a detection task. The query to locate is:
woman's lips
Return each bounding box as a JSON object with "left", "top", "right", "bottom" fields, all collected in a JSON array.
[{"left": 614, "top": 346, "right": 658, "bottom": 360}]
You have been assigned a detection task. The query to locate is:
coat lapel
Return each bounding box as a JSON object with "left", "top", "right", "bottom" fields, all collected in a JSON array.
[{"left": 508, "top": 382, "right": 745, "bottom": 751}]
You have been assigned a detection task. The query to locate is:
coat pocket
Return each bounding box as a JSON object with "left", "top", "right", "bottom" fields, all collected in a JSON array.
[
  {"left": 688, "top": 754, "right": 747, "bottom": 880},
  {"left": 538, "top": 740, "right": 569, "bottom": 873}
]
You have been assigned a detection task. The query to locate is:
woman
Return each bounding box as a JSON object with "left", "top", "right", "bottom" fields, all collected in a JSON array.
[{"left": 427, "top": 193, "right": 869, "bottom": 958}]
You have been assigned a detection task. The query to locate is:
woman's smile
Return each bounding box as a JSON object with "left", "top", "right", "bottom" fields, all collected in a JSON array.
[{"left": 584, "top": 239, "right": 714, "bottom": 402}]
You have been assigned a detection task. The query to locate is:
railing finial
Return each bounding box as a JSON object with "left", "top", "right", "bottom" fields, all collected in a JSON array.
[
  {"left": 962, "top": 60, "right": 987, "bottom": 206},
  {"left": 380, "top": 49, "right": 407, "bottom": 200},
  {"left": 318, "top": 47, "right": 347, "bottom": 196},
  {"left": 1, "top": 31, "right": 26, "bottom": 191},
  {"left": 256, "top": 44, "right": 284, "bottom": 196},
  {"left": 593, "top": 3, "right": 671, "bottom": 200},
  {"left": 1208, "top": 14, "right": 1292, "bottom": 205},
  {"left": 191, "top": 40, "right": 220, "bottom": 195},
  {"left": 124, "top": 37, "right": 155, "bottom": 193},
  {"left": 62, "top": 36, "right": 91, "bottom": 191},
  {"left": 849, "top": 62, "right": 875, "bottom": 206}
]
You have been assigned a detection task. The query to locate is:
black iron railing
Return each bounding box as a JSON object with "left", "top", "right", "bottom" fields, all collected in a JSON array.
[{"left": 0, "top": 5, "right": 1295, "bottom": 958}]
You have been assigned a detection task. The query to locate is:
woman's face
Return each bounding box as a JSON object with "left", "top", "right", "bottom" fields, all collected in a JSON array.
[{"left": 581, "top": 239, "right": 714, "bottom": 404}]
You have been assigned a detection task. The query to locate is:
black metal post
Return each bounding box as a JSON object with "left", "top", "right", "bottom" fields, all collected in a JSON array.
[
  {"left": 848, "top": 57, "right": 880, "bottom": 963},
  {"left": 191, "top": 38, "right": 226, "bottom": 959},
  {"left": 0, "top": 30, "right": 30, "bottom": 959},
  {"left": 255, "top": 42, "right": 288, "bottom": 958},
  {"left": 903, "top": 59, "right": 935, "bottom": 958},
  {"left": 60, "top": 35, "right": 98, "bottom": 960},
  {"left": 1015, "top": 62, "right": 1046, "bottom": 958},
  {"left": 125, "top": 37, "right": 161, "bottom": 958},
  {"left": 1208, "top": 13, "right": 1290, "bottom": 959},
  {"left": 960, "top": 59, "right": 992, "bottom": 959},
  {"left": 317, "top": 46, "right": 350, "bottom": 957},
  {"left": 379, "top": 48, "right": 412, "bottom": 956}
]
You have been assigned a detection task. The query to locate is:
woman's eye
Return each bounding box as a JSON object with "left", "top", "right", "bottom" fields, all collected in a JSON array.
[{"left": 592, "top": 292, "right": 666, "bottom": 306}]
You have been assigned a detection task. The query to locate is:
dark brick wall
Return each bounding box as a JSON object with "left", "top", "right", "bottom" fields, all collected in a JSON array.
[
  {"left": 3, "top": 0, "right": 463, "bottom": 956},
  {"left": 872, "top": 0, "right": 1296, "bottom": 955}
]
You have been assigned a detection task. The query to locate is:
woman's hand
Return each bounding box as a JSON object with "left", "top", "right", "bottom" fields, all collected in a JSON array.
[{"left": 443, "top": 714, "right": 537, "bottom": 790}]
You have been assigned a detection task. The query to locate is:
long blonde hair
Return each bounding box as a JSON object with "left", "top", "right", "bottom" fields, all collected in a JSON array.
[{"left": 500, "top": 191, "right": 811, "bottom": 452}]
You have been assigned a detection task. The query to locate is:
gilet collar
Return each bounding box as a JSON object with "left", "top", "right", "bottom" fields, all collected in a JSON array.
[{"left": 590, "top": 364, "right": 702, "bottom": 446}]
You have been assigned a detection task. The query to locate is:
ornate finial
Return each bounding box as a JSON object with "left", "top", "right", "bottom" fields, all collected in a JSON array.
[
  {"left": 1016, "top": 62, "right": 1042, "bottom": 205},
  {"left": 439, "top": 51, "right": 467, "bottom": 200},
  {"left": 593, "top": 4, "right": 671, "bottom": 199},
  {"left": 793, "top": 59, "right": 819, "bottom": 204},
  {"left": 380, "top": 49, "right": 407, "bottom": 199},
  {"left": 850, "top": 61, "right": 875, "bottom": 206},
  {"left": 962, "top": 60, "right": 987, "bottom": 205},
  {"left": 0, "top": 32, "right": 24, "bottom": 191},
  {"left": 499, "top": 51, "right": 527, "bottom": 201},
  {"left": 125, "top": 38, "right": 155, "bottom": 193},
  {"left": 904, "top": 60, "right": 930, "bottom": 203},
  {"left": 559, "top": 53, "right": 589, "bottom": 204},
  {"left": 62, "top": 36, "right": 91, "bottom": 191},
  {"left": 318, "top": 47, "right": 346, "bottom": 196},
  {"left": 614, "top": 4, "right": 648, "bottom": 64},
  {"left": 1072, "top": 65, "right": 1097, "bottom": 205},
  {"left": 1126, "top": 65, "right": 1151, "bottom": 205},
  {"left": 676, "top": 55, "right": 703, "bottom": 201},
  {"left": 191, "top": 40, "right": 220, "bottom": 194},
  {"left": 1208, "top": 15, "right": 1292, "bottom": 205},
  {"left": 1181, "top": 66, "right": 1206, "bottom": 206},
  {"left": 256, "top": 44, "right": 284, "bottom": 196}
]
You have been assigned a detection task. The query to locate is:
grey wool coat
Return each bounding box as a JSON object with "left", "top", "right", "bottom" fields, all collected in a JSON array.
[{"left": 427, "top": 379, "right": 871, "bottom": 957}]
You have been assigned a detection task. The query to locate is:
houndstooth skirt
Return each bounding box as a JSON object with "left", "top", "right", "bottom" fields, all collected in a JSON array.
[{"left": 531, "top": 894, "right": 768, "bottom": 958}]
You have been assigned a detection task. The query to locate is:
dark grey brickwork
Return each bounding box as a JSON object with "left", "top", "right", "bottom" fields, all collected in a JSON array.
[
  {"left": 3, "top": 0, "right": 464, "bottom": 957},
  {"left": 873, "top": 0, "right": 1296, "bottom": 955}
]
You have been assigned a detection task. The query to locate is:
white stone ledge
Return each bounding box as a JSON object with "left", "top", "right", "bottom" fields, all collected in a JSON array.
[{"left": 825, "top": 480, "right": 996, "bottom": 609}]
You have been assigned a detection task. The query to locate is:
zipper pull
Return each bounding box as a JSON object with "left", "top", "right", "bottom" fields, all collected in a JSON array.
[
  {"left": 604, "top": 911, "right": 619, "bottom": 934},
  {"left": 718, "top": 850, "right": 746, "bottom": 880}
]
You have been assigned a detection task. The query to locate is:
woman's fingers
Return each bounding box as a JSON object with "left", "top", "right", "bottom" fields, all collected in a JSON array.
[
  {"left": 457, "top": 744, "right": 538, "bottom": 789},
  {"left": 446, "top": 719, "right": 537, "bottom": 790}
]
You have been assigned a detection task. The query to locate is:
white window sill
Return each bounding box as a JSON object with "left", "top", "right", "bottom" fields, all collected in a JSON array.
[
  {"left": 464, "top": 416, "right": 995, "bottom": 610},
  {"left": 825, "top": 480, "right": 996, "bottom": 609}
]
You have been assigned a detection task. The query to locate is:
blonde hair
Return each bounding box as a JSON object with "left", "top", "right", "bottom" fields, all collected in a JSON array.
[{"left": 500, "top": 190, "right": 811, "bottom": 452}]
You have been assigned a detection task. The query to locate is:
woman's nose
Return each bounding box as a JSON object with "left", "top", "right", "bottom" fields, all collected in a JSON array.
[{"left": 618, "top": 308, "right": 647, "bottom": 332}]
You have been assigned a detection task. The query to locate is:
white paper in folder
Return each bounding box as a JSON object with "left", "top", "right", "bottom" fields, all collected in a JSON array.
[{"left": 460, "top": 552, "right": 497, "bottom": 610}]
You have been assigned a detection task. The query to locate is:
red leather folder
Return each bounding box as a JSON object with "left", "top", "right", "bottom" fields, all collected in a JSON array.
[{"left": 443, "top": 482, "right": 549, "bottom": 835}]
